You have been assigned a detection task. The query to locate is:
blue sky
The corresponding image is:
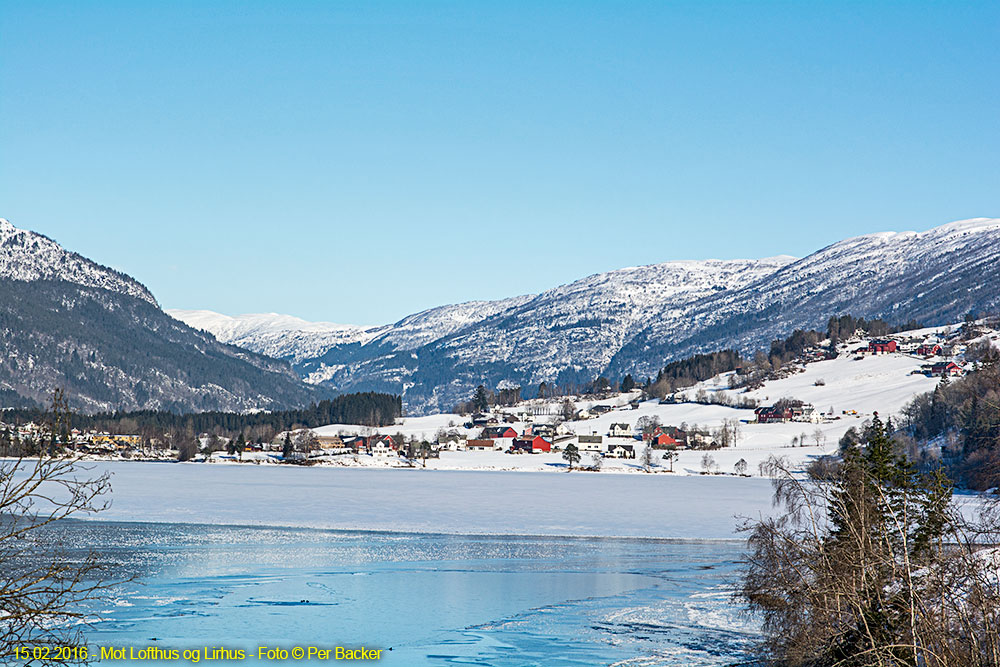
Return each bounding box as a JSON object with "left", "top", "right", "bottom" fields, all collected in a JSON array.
[{"left": 2, "top": 1, "right": 997, "bottom": 324}]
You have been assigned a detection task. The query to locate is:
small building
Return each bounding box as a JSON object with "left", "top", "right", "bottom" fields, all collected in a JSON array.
[
  {"left": 481, "top": 426, "right": 518, "bottom": 440},
  {"left": 512, "top": 436, "right": 551, "bottom": 453},
  {"left": 369, "top": 436, "right": 397, "bottom": 456},
  {"left": 869, "top": 339, "right": 898, "bottom": 354},
  {"left": 755, "top": 406, "right": 794, "bottom": 423},
  {"left": 916, "top": 343, "right": 942, "bottom": 356},
  {"left": 315, "top": 434, "right": 344, "bottom": 448},
  {"left": 531, "top": 423, "right": 556, "bottom": 438},
  {"left": 609, "top": 423, "right": 632, "bottom": 438},
  {"left": 577, "top": 434, "right": 603, "bottom": 452},
  {"left": 467, "top": 439, "right": 499, "bottom": 451},
  {"left": 607, "top": 444, "right": 635, "bottom": 459},
  {"left": 929, "top": 361, "right": 962, "bottom": 377},
  {"left": 471, "top": 413, "right": 498, "bottom": 427},
  {"left": 480, "top": 426, "right": 517, "bottom": 450},
  {"left": 437, "top": 433, "right": 467, "bottom": 451},
  {"left": 590, "top": 404, "right": 614, "bottom": 415}
]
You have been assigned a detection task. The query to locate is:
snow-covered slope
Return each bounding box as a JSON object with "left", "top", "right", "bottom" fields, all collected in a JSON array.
[
  {"left": 169, "top": 310, "right": 375, "bottom": 360},
  {"left": 173, "top": 257, "right": 796, "bottom": 410},
  {"left": 0, "top": 218, "right": 157, "bottom": 305},
  {"left": 0, "top": 218, "right": 327, "bottom": 412},
  {"left": 172, "top": 217, "right": 1000, "bottom": 415},
  {"left": 168, "top": 296, "right": 535, "bottom": 364},
  {"left": 613, "top": 217, "right": 1000, "bottom": 377}
]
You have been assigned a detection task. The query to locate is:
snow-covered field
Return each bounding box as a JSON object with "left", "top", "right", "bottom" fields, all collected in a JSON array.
[
  {"left": 74, "top": 462, "right": 776, "bottom": 539},
  {"left": 301, "top": 350, "right": 942, "bottom": 476}
]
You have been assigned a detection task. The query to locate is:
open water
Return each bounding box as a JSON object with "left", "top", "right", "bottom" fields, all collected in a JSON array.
[{"left": 47, "top": 521, "right": 759, "bottom": 666}]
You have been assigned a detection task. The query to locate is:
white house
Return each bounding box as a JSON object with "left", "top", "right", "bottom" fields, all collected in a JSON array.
[
  {"left": 609, "top": 423, "right": 632, "bottom": 438},
  {"left": 607, "top": 444, "right": 636, "bottom": 459}
]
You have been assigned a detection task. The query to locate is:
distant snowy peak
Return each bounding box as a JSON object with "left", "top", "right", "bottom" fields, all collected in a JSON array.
[
  {"left": 169, "top": 294, "right": 538, "bottom": 362},
  {"left": 166, "top": 309, "right": 377, "bottom": 361},
  {"left": 0, "top": 218, "right": 157, "bottom": 306},
  {"left": 169, "top": 309, "right": 369, "bottom": 340}
]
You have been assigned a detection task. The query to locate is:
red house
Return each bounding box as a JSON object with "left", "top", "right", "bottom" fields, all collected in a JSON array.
[
  {"left": 916, "top": 344, "right": 942, "bottom": 356},
  {"left": 929, "top": 361, "right": 962, "bottom": 377},
  {"left": 869, "top": 339, "right": 897, "bottom": 354},
  {"left": 641, "top": 426, "right": 664, "bottom": 442},
  {"left": 755, "top": 406, "right": 794, "bottom": 423},
  {"left": 481, "top": 426, "right": 518, "bottom": 439},
  {"left": 512, "top": 436, "right": 551, "bottom": 453}
]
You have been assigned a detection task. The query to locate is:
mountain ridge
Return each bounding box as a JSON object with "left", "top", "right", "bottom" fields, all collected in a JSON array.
[
  {"left": 170, "top": 217, "right": 1000, "bottom": 414},
  {"left": 0, "top": 219, "right": 329, "bottom": 413}
]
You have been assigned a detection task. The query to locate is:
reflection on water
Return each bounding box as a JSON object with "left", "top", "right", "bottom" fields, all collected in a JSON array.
[{"left": 49, "top": 521, "right": 760, "bottom": 665}]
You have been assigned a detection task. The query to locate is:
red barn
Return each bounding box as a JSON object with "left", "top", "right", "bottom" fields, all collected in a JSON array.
[
  {"left": 512, "top": 436, "right": 551, "bottom": 453},
  {"left": 650, "top": 432, "right": 681, "bottom": 448},
  {"left": 868, "top": 339, "right": 897, "bottom": 354},
  {"left": 916, "top": 344, "right": 942, "bottom": 356}
]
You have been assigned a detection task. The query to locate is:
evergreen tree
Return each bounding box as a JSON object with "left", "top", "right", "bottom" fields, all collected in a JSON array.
[
  {"left": 562, "top": 443, "right": 580, "bottom": 470},
  {"left": 744, "top": 414, "right": 959, "bottom": 666},
  {"left": 472, "top": 385, "right": 489, "bottom": 413}
]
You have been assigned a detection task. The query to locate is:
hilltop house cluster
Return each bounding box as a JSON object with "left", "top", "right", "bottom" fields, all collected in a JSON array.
[{"left": 855, "top": 335, "right": 966, "bottom": 377}]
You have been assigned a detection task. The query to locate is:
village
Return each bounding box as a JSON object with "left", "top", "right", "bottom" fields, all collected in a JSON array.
[{"left": 2, "top": 321, "right": 995, "bottom": 475}]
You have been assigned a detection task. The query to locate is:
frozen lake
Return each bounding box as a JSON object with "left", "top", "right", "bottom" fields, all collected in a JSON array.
[
  {"left": 41, "top": 463, "right": 770, "bottom": 664},
  {"left": 80, "top": 461, "right": 778, "bottom": 539},
  {"left": 58, "top": 521, "right": 759, "bottom": 666}
]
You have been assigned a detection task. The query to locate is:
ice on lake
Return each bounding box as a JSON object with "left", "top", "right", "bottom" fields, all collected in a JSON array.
[
  {"left": 55, "top": 522, "right": 758, "bottom": 666},
  {"left": 40, "top": 463, "right": 768, "bottom": 665}
]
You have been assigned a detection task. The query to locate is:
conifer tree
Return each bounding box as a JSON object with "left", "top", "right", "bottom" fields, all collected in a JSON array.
[
  {"left": 562, "top": 443, "right": 580, "bottom": 470},
  {"left": 472, "top": 385, "right": 489, "bottom": 413}
]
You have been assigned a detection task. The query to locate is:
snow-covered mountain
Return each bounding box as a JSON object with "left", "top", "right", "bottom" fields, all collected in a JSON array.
[
  {"left": 0, "top": 219, "right": 328, "bottom": 413},
  {"left": 168, "top": 310, "right": 375, "bottom": 361},
  {"left": 172, "top": 217, "right": 1000, "bottom": 415},
  {"left": 0, "top": 218, "right": 157, "bottom": 305},
  {"left": 609, "top": 217, "right": 1000, "bottom": 378}
]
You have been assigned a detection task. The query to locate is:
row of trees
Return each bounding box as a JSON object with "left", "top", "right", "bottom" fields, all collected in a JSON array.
[
  {"left": 742, "top": 415, "right": 1000, "bottom": 665},
  {"left": 900, "top": 341, "right": 1000, "bottom": 489},
  {"left": 3, "top": 392, "right": 401, "bottom": 438},
  {"left": 825, "top": 314, "right": 922, "bottom": 348}
]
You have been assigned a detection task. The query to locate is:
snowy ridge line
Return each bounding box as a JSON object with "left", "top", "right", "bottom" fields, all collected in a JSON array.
[
  {"left": 170, "top": 216, "right": 1000, "bottom": 415},
  {"left": 0, "top": 218, "right": 158, "bottom": 306}
]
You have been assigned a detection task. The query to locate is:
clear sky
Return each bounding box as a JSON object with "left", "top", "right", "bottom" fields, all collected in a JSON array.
[{"left": 1, "top": 1, "right": 997, "bottom": 325}]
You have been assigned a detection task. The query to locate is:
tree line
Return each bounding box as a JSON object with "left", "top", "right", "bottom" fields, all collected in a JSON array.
[
  {"left": 1, "top": 391, "right": 401, "bottom": 441},
  {"left": 899, "top": 334, "right": 1000, "bottom": 490}
]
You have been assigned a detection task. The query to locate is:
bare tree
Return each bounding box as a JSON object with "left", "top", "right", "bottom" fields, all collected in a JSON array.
[
  {"left": 734, "top": 458, "right": 748, "bottom": 476},
  {"left": 641, "top": 444, "right": 654, "bottom": 472},
  {"left": 1, "top": 420, "right": 118, "bottom": 663},
  {"left": 636, "top": 415, "right": 661, "bottom": 438},
  {"left": 739, "top": 420, "right": 1000, "bottom": 667},
  {"left": 812, "top": 427, "right": 826, "bottom": 448},
  {"left": 701, "top": 453, "right": 717, "bottom": 474},
  {"left": 560, "top": 399, "right": 575, "bottom": 422},
  {"left": 662, "top": 450, "right": 678, "bottom": 472}
]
